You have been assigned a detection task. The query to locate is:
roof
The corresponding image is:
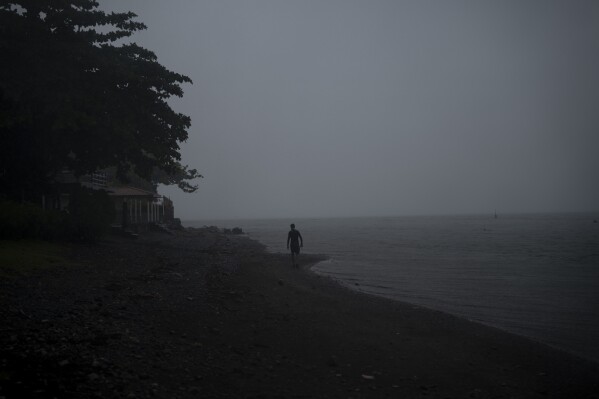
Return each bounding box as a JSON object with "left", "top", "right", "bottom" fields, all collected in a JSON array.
[{"left": 106, "top": 186, "right": 159, "bottom": 198}]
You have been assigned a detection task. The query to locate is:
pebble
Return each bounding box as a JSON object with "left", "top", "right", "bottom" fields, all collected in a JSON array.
[{"left": 87, "top": 372, "right": 100, "bottom": 381}]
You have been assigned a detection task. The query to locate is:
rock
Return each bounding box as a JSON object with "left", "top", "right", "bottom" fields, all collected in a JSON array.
[{"left": 327, "top": 356, "right": 338, "bottom": 367}]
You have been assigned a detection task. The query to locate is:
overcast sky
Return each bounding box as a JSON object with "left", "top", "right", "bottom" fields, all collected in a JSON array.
[{"left": 101, "top": 0, "right": 599, "bottom": 220}]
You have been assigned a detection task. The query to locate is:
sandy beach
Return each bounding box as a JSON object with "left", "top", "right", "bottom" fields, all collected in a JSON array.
[{"left": 1, "top": 228, "right": 598, "bottom": 398}]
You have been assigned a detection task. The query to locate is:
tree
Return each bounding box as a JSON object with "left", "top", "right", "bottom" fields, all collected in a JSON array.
[{"left": 0, "top": 0, "right": 201, "bottom": 200}]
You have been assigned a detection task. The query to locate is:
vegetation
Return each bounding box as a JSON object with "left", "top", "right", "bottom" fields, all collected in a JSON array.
[
  {"left": 0, "top": 190, "right": 114, "bottom": 242},
  {"left": 0, "top": 239, "right": 71, "bottom": 277},
  {"left": 67, "top": 187, "right": 116, "bottom": 242},
  {"left": 0, "top": 200, "right": 69, "bottom": 240},
  {"left": 0, "top": 0, "right": 201, "bottom": 201}
]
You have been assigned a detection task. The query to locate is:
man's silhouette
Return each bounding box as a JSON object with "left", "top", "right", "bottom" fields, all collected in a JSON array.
[{"left": 286, "top": 223, "right": 303, "bottom": 267}]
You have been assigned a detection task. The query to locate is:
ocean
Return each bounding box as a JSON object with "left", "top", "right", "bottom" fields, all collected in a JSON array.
[{"left": 185, "top": 214, "right": 599, "bottom": 363}]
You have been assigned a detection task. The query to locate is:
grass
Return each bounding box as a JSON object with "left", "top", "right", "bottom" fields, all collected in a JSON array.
[{"left": 0, "top": 240, "right": 72, "bottom": 277}]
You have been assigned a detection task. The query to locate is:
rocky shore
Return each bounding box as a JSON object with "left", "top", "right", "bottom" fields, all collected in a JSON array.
[{"left": 1, "top": 228, "right": 598, "bottom": 398}]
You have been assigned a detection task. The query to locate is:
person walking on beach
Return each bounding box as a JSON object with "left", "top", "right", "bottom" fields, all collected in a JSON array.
[{"left": 287, "top": 223, "right": 303, "bottom": 268}]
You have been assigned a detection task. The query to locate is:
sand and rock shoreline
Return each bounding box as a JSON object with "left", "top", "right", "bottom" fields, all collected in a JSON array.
[{"left": 1, "top": 228, "right": 598, "bottom": 398}]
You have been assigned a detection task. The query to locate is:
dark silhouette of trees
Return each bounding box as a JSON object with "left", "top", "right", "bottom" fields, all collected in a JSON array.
[{"left": 0, "top": 0, "right": 201, "bottom": 200}]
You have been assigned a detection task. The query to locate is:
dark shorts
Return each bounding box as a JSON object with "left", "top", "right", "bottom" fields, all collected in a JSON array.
[{"left": 290, "top": 243, "right": 300, "bottom": 254}]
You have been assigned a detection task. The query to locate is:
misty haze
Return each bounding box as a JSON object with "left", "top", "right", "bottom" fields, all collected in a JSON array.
[
  {"left": 104, "top": 0, "right": 599, "bottom": 220},
  {"left": 1, "top": 1, "right": 598, "bottom": 398}
]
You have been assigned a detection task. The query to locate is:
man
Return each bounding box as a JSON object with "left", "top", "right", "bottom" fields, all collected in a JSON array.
[{"left": 286, "top": 223, "right": 303, "bottom": 267}]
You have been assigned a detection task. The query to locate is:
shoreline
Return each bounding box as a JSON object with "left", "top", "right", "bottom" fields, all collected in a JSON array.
[
  {"left": 233, "top": 236, "right": 599, "bottom": 397},
  {"left": 306, "top": 258, "right": 599, "bottom": 366},
  {"left": 1, "top": 228, "right": 598, "bottom": 398}
]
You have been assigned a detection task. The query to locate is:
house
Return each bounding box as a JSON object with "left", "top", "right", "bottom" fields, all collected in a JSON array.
[
  {"left": 51, "top": 169, "right": 175, "bottom": 231},
  {"left": 109, "top": 185, "right": 173, "bottom": 229}
]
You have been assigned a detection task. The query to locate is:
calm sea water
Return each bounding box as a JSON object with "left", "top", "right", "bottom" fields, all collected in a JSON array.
[{"left": 186, "top": 214, "right": 599, "bottom": 363}]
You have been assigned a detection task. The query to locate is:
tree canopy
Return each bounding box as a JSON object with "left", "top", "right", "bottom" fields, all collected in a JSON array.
[{"left": 0, "top": 0, "right": 201, "bottom": 199}]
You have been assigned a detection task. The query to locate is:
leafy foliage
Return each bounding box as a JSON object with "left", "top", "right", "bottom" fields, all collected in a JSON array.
[
  {"left": 0, "top": 0, "right": 201, "bottom": 199},
  {"left": 152, "top": 165, "right": 203, "bottom": 193},
  {"left": 67, "top": 186, "right": 115, "bottom": 242},
  {"left": 0, "top": 199, "right": 69, "bottom": 240},
  {"left": 0, "top": 189, "right": 115, "bottom": 242}
]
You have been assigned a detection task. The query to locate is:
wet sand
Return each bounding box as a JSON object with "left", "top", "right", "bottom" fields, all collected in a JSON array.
[{"left": 1, "top": 228, "right": 598, "bottom": 398}]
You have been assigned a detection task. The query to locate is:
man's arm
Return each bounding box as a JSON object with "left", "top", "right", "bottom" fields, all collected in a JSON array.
[
  {"left": 287, "top": 231, "right": 291, "bottom": 248},
  {"left": 299, "top": 231, "right": 303, "bottom": 247}
]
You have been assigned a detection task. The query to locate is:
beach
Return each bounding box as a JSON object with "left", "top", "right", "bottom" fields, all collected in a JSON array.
[{"left": 1, "top": 228, "right": 598, "bottom": 398}]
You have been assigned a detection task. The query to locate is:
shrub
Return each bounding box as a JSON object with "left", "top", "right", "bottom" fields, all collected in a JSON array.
[
  {"left": 0, "top": 188, "right": 115, "bottom": 242},
  {"left": 68, "top": 188, "right": 115, "bottom": 242},
  {"left": 0, "top": 200, "right": 68, "bottom": 240}
]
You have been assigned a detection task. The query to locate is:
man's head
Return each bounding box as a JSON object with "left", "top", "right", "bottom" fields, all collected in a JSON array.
[{"left": 290, "top": 223, "right": 295, "bottom": 229}]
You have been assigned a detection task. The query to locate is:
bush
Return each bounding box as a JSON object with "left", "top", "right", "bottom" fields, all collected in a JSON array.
[
  {"left": 68, "top": 188, "right": 115, "bottom": 242},
  {"left": 0, "top": 200, "right": 69, "bottom": 240},
  {"left": 0, "top": 188, "right": 115, "bottom": 242}
]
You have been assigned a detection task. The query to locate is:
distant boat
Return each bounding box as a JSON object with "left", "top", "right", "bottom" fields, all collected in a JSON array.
[{"left": 494, "top": 210, "right": 498, "bottom": 219}]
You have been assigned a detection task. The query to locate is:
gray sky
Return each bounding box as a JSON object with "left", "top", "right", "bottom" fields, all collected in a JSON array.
[{"left": 101, "top": 0, "right": 599, "bottom": 220}]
